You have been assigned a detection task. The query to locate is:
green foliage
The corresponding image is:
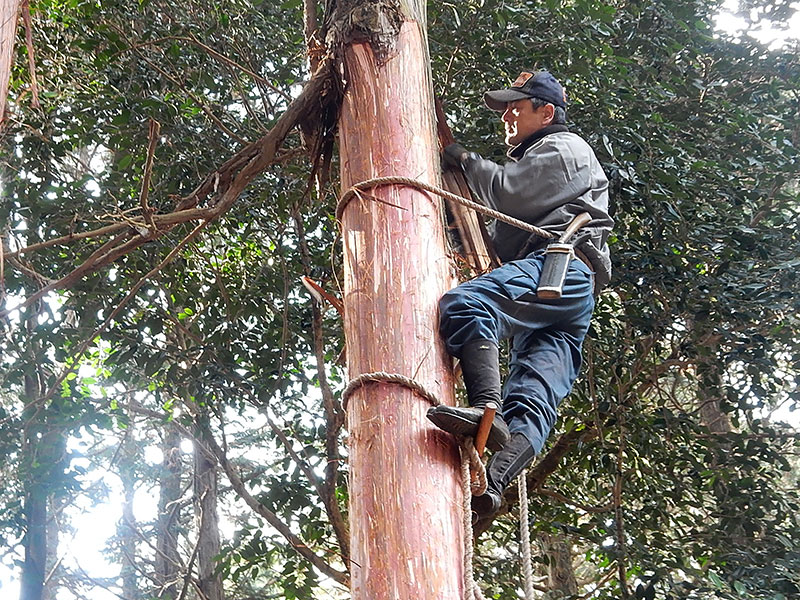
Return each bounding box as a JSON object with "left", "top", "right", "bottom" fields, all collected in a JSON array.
[
  {"left": 431, "top": 0, "right": 799, "bottom": 597},
  {"left": 1, "top": 0, "right": 799, "bottom": 598}
]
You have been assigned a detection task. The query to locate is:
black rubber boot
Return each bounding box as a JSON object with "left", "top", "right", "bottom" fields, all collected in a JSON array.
[
  {"left": 472, "top": 432, "right": 536, "bottom": 519},
  {"left": 426, "top": 340, "right": 510, "bottom": 451}
]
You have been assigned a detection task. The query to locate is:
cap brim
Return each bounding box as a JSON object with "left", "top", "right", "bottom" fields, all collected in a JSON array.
[{"left": 484, "top": 89, "right": 532, "bottom": 111}]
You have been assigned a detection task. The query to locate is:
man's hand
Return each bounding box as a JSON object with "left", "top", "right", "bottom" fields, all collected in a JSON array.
[{"left": 442, "top": 143, "right": 469, "bottom": 169}]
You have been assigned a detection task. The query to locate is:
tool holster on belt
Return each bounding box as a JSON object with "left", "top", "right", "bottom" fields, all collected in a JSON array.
[{"left": 536, "top": 212, "right": 592, "bottom": 300}]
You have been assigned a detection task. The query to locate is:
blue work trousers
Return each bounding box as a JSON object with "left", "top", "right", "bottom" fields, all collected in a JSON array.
[{"left": 439, "top": 253, "right": 595, "bottom": 454}]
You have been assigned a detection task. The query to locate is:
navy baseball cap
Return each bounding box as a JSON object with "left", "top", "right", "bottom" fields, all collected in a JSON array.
[{"left": 484, "top": 70, "right": 567, "bottom": 111}]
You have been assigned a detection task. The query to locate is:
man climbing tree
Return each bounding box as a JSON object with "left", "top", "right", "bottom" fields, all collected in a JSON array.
[{"left": 428, "top": 70, "right": 614, "bottom": 518}]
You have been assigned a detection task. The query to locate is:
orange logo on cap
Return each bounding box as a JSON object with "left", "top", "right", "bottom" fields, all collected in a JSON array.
[{"left": 511, "top": 72, "right": 533, "bottom": 88}]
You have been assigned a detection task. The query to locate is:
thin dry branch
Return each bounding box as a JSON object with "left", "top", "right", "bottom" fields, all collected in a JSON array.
[
  {"left": 114, "top": 34, "right": 292, "bottom": 104},
  {"left": 202, "top": 429, "right": 349, "bottom": 586},
  {"left": 140, "top": 119, "right": 161, "bottom": 231},
  {"left": 134, "top": 49, "right": 245, "bottom": 144},
  {"left": 1, "top": 232, "right": 132, "bottom": 318},
  {"left": 20, "top": 0, "right": 39, "bottom": 108},
  {"left": 5, "top": 58, "right": 337, "bottom": 314},
  {"left": 537, "top": 488, "right": 614, "bottom": 514},
  {"left": 291, "top": 204, "right": 349, "bottom": 561}
]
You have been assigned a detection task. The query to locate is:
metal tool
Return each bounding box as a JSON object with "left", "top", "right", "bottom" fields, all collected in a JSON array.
[{"left": 536, "top": 212, "right": 592, "bottom": 299}]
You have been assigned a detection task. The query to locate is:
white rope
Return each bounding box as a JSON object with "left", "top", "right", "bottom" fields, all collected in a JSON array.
[
  {"left": 518, "top": 469, "right": 536, "bottom": 600},
  {"left": 342, "top": 372, "right": 490, "bottom": 600},
  {"left": 336, "top": 175, "right": 556, "bottom": 239},
  {"left": 461, "top": 439, "right": 488, "bottom": 600}
]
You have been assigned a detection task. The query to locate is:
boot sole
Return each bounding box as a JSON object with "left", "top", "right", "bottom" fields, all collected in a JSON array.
[
  {"left": 426, "top": 407, "right": 510, "bottom": 452},
  {"left": 471, "top": 489, "right": 501, "bottom": 519}
]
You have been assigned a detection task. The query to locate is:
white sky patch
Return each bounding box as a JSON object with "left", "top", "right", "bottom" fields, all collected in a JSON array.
[
  {"left": 714, "top": 0, "right": 800, "bottom": 48},
  {"left": 180, "top": 438, "right": 195, "bottom": 454}
]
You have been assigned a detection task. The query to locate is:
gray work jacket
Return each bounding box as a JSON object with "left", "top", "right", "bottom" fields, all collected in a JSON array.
[{"left": 462, "top": 127, "right": 614, "bottom": 290}]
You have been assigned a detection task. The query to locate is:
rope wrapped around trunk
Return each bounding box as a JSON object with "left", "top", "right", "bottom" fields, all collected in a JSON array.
[
  {"left": 338, "top": 175, "right": 538, "bottom": 599},
  {"left": 342, "top": 371, "right": 489, "bottom": 599},
  {"left": 336, "top": 175, "right": 556, "bottom": 240}
]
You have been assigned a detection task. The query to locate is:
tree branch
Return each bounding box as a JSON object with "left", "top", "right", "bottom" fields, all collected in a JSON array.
[
  {"left": 291, "top": 204, "right": 349, "bottom": 562},
  {"left": 4, "top": 58, "right": 338, "bottom": 313}
]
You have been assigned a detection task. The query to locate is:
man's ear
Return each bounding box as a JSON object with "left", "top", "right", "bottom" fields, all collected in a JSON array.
[{"left": 542, "top": 103, "right": 555, "bottom": 126}]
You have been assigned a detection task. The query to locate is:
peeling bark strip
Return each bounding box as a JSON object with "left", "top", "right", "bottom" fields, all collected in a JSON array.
[
  {"left": 335, "top": 1, "right": 465, "bottom": 598},
  {"left": 326, "top": 0, "right": 404, "bottom": 62}
]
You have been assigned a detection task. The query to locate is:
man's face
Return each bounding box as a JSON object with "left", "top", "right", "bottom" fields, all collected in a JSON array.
[{"left": 501, "top": 99, "right": 554, "bottom": 146}]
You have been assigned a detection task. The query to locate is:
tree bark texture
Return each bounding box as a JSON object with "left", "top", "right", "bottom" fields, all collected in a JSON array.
[
  {"left": 119, "top": 421, "right": 140, "bottom": 600},
  {"left": 336, "top": 3, "right": 465, "bottom": 598},
  {"left": 194, "top": 421, "right": 225, "bottom": 600},
  {"left": 0, "top": 0, "right": 21, "bottom": 124},
  {"left": 43, "top": 497, "right": 59, "bottom": 600},
  {"left": 21, "top": 478, "right": 45, "bottom": 600},
  {"left": 539, "top": 532, "right": 578, "bottom": 596},
  {"left": 155, "top": 426, "right": 182, "bottom": 600},
  {"left": 20, "top": 312, "right": 51, "bottom": 600}
]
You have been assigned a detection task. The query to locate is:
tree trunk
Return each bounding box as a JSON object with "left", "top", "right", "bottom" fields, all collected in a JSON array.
[
  {"left": 20, "top": 425, "right": 64, "bottom": 600},
  {"left": 42, "top": 496, "right": 62, "bottom": 600},
  {"left": 119, "top": 417, "right": 140, "bottom": 600},
  {"left": 20, "top": 312, "right": 52, "bottom": 600},
  {"left": 20, "top": 472, "right": 46, "bottom": 600},
  {"left": 333, "top": 1, "right": 465, "bottom": 598},
  {"left": 155, "top": 425, "right": 182, "bottom": 600},
  {"left": 539, "top": 532, "right": 578, "bottom": 597},
  {"left": 194, "top": 420, "right": 225, "bottom": 600}
]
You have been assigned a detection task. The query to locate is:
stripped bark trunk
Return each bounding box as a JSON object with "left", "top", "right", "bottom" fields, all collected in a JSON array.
[
  {"left": 332, "top": 1, "right": 465, "bottom": 597},
  {"left": 0, "top": 0, "right": 21, "bottom": 124}
]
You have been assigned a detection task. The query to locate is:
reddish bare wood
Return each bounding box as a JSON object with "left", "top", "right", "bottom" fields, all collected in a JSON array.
[
  {"left": 338, "top": 22, "right": 466, "bottom": 600},
  {"left": 0, "top": 0, "right": 21, "bottom": 124}
]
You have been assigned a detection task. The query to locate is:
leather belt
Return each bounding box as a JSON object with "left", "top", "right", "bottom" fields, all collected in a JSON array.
[{"left": 575, "top": 248, "right": 594, "bottom": 272}]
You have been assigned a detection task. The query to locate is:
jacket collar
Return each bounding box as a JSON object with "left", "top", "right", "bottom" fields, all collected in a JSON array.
[{"left": 508, "top": 124, "right": 569, "bottom": 160}]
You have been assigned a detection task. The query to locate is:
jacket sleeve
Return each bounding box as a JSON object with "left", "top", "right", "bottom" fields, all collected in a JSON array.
[{"left": 461, "top": 137, "right": 594, "bottom": 225}]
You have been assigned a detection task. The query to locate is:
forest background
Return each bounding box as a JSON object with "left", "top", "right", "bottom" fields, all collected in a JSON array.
[{"left": 1, "top": 0, "right": 799, "bottom": 599}]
